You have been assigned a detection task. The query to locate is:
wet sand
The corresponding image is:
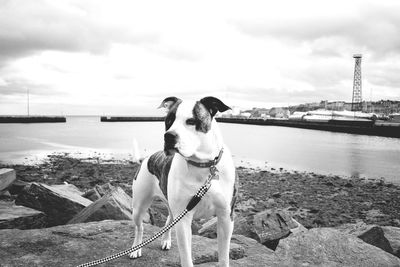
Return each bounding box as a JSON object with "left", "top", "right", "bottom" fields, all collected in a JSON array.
[{"left": 1, "top": 153, "right": 399, "bottom": 229}]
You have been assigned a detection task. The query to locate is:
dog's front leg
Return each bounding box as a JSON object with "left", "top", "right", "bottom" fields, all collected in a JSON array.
[
  {"left": 217, "top": 213, "right": 234, "bottom": 267},
  {"left": 175, "top": 214, "right": 194, "bottom": 267}
]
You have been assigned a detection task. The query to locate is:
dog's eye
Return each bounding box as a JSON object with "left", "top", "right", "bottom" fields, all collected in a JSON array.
[{"left": 186, "top": 118, "right": 196, "bottom": 126}]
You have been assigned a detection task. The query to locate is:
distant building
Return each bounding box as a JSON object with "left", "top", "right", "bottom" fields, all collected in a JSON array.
[
  {"left": 289, "top": 100, "right": 400, "bottom": 115},
  {"left": 224, "top": 99, "right": 400, "bottom": 120},
  {"left": 269, "top": 107, "right": 290, "bottom": 118},
  {"left": 240, "top": 112, "right": 252, "bottom": 118},
  {"left": 249, "top": 107, "right": 270, "bottom": 118},
  {"left": 221, "top": 106, "right": 241, "bottom": 117}
]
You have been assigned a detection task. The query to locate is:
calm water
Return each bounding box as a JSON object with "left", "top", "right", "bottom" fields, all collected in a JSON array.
[{"left": 0, "top": 116, "right": 400, "bottom": 183}]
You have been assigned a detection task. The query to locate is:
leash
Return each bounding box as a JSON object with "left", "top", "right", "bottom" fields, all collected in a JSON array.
[{"left": 76, "top": 163, "right": 219, "bottom": 267}]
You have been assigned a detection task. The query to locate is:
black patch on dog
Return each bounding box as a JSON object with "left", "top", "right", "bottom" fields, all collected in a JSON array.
[
  {"left": 192, "top": 101, "right": 212, "bottom": 133},
  {"left": 147, "top": 151, "right": 175, "bottom": 199},
  {"left": 165, "top": 100, "right": 182, "bottom": 131},
  {"left": 230, "top": 172, "right": 239, "bottom": 221}
]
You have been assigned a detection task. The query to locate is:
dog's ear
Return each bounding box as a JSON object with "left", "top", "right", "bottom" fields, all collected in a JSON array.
[
  {"left": 200, "top": 96, "right": 231, "bottom": 117},
  {"left": 158, "top": 97, "right": 181, "bottom": 111}
]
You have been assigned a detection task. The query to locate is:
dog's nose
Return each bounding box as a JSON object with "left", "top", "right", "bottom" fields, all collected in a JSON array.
[{"left": 164, "top": 132, "right": 177, "bottom": 144}]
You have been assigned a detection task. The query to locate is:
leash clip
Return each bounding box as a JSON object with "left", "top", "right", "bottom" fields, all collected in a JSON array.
[{"left": 209, "top": 165, "right": 219, "bottom": 180}]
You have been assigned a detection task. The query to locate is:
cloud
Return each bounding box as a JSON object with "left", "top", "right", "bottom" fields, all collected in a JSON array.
[
  {"left": 0, "top": 78, "right": 67, "bottom": 97},
  {"left": 0, "top": 0, "right": 158, "bottom": 62},
  {"left": 231, "top": 2, "right": 400, "bottom": 59},
  {"left": 225, "top": 86, "right": 348, "bottom": 106},
  {"left": 0, "top": 0, "right": 399, "bottom": 115},
  {"left": 0, "top": 78, "right": 8, "bottom": 86}
]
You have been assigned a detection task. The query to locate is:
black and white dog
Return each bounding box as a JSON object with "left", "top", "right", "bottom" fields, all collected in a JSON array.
[{"left": 130, "top": 96, "right": 238, "bottom": 267}]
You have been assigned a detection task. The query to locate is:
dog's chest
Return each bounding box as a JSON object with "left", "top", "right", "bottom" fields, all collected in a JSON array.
[
  {"left": 171, "top": 171, "right": 233, "bottom": 220},
  {"left": 192, "top": 183, "right": 226, "bottom": 219}
]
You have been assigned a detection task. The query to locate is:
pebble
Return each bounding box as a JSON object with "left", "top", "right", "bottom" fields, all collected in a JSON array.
[{"left": 272, "top": 192, "right": 281, "bottom": 198}]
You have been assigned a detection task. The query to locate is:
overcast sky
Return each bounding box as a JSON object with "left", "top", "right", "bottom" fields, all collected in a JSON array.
[{"left": 0, "top": 0, "right": 399, "bottom": 115}]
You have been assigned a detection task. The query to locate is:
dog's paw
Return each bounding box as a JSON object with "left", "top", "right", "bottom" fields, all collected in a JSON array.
[
  {"left": 161, "top": 240, "right": 171, "bottom": 250},
  {"left": 129, "top": 249, "right": 142, "bottom": 259}
]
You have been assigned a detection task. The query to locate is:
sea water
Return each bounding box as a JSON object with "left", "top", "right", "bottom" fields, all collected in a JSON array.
[{"left": 1, "top": 116, "right": 400, "bottom": 183}]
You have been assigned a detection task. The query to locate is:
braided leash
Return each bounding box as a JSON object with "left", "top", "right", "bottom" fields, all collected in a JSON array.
[{"left": 76, "top": 166, "right": 217, "bottom": 267}]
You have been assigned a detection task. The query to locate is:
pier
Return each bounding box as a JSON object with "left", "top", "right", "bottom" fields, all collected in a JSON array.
[
  {"left": 216, "top": 117, "right": 400, "bottom": 138},
  {"left": 98, "top": 116, "right": 400, "bottom": 138},
  {"left": 100, "top": 116, "right": 164, "bottom": 122},
  {"left": 0, "top": 116, "right": 66, "bottom": 123}
]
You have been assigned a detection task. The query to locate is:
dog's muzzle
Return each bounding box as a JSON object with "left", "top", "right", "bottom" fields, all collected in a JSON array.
[{"left": 164, "top": 132, "right": 178, "bottom": 156}]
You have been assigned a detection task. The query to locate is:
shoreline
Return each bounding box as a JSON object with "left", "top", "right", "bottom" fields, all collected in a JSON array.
[
  {"left": 0, "top": 150, "right": 390, "bottom": 185},
  {"left": 1, "top": 152, "right": 399, "bottom": 229}
]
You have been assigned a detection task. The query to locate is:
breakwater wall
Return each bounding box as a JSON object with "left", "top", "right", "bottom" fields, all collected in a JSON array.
[
  {"left": 100, "top": 116, "right": 164, "bottom": 122},
  {"left": 0, "top": 116, "right": 66, "bottom": 123},
  {"left": 98, "top": 116, "right": 400, "bottom": 138},
  {"left": 216, "top": 117, "right": 400, "bottom": 138}
]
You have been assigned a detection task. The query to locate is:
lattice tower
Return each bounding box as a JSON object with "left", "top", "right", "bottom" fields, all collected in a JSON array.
[{"left": 352, "top": 54, "right": 362, "bottom": 111}]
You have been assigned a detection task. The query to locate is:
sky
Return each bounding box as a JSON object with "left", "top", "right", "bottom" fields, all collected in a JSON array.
[{"left": 0, "top": 0, "right": 399, "bottom": 115}]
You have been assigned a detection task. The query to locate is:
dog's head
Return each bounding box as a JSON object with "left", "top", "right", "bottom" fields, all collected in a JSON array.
[{"left": 160, "top": 96, "right": 230, "bottom": 159}]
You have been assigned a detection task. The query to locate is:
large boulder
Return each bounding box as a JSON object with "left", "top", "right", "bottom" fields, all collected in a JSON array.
[
  {"left": 1, "top": 221, "right": 399, "bottom": 267},
  {"left": 82, "top": 183, "right": 116, "bottom": 201},
  {"left": 68, "top": 187, "right": 133, "bottom": 224},
  {"left": 0, "top": 220, "right": 251, "bottom": 267},
  {"left": 198, "top": 209, "right": 300, "bottom": 250},
  {"left": 0, "top": 169, "right": 16, "bottom": 192},
  {"left": 274, "top": 228, "right": 400, "bottom": 266},
  {"left": 383, "top": 226, "right": 400, "bottom": 258},
  {"left": 0, "top": 201, "right": 46, "bottom": 229},
  {"left": 7, "top": 179, "right": 29, "bottom": 195},
  {"left": 51, "top": 183, "right": 84, "bottom": 196},
  {"left": 197, "top": 234, "right": 280, "bottom": 267},
  {"left": 15, "top": 182, "right": 92, "bottom": 226},
  {"left": 337, "top": 222, "right": 393, "bottom": 254}
]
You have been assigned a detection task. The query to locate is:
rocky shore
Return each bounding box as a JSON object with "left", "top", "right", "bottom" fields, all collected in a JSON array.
[
  {"left": 2, "top": 153, "right": 400, "bottom": 229},
  {"left": 1, "top": 153, "right": 400, "bottom": 266}
]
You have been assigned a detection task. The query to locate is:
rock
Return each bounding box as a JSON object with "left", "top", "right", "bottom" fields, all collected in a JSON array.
[
  {"left": 82, "top": 188, "right": 101, "bottom": 201},
  {"left": 51, "top": 183, "right": 84, "bottom": 196},
  {"left": 82, "top": 183, "right": 116, "bottom": 201},
  {"left": 337, "top": 222, "right": 393, "bottom": 254},
  {"left": 274, "top": 228, "right": 400, "bottom": 266},
  {"left": 0, "top": 220, "right": 252, "bottom": 267},
  {"left": 344, "top": 182, "right": 353, "bottom": 187},
  {"left": 197, "top": 234, "right": 280, "bottom": 267},
  {"left": 68, "top": 187, "right": 132, "bottom": 224},
  {"left": 235, "top": 198, "right": 257, "bottom": 212},
  {"left": 7, "top": 179, "right": 29, "bottom": 195},
  {"left": 148, "top": 197, "right": 169, "bottom": 227},
  {"left": 0, "top": 201, "right": 46, "bottom": 229},
  {"left": 272, "top": 192, "right": 281, "bottom": 198},
  {"left": 250, "top": 210, "right": 298, "bottom": 249},
  {"left": 0, "top": 190, "right": 11, "bottom": 197},
  {"left": 15, "top": 182, "right": 92, "bottom": 226},
  {"left": 0, "top": 169, "right": 16, "bottom": 192},
  {"left": 266, "top": 198, "right": 275, "bottom": 205},
  {"left": 289, "top": 218, "right": 308, "bottom": 235},
  {"left": 383, "top": 226, "right": 400, "bottom": 258},
  {"left": 198, "top": 209, "right": 299, "bottom": 250}
]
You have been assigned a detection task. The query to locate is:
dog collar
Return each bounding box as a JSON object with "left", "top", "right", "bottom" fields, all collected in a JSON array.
[{"left": 186, "top": 148, "right": 224, "bottom": 168}]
